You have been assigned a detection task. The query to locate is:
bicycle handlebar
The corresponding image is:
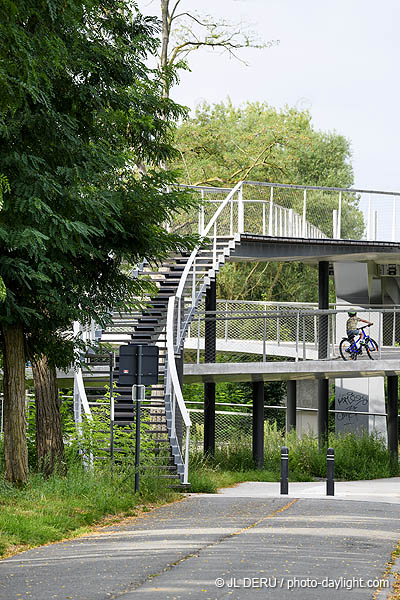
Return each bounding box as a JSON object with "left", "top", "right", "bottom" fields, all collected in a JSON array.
[{"left": 359, "top": 324, "right": 373, "bottom": 330}]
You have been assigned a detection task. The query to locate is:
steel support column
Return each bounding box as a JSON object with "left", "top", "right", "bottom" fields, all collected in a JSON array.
[
  {"left": 287, "top": 380, "right": 296, "bottom": 432},
  {"left": 204, "top": 279, "right": 216, "bottom": 455},
  {"left": 387, "top": 375, "right": 398, "bottom": 464},
  {"left": 252, "top": 381, "right": 264, "bottom": 469},
  {"left": 318, "top": 261, "right": 329, "bottom": 447}
]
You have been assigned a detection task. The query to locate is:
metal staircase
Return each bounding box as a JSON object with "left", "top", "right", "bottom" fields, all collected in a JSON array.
[
  {"left": 75, "top": 231, "right": 241, "bottom": 485},
  {"left": 73, "top": 179, "right": 331, "bottom": 485}
]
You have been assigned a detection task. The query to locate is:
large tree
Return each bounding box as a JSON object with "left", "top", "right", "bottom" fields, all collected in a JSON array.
[{"left": 0, "top": 0, "right": 195, "bottom": 483}]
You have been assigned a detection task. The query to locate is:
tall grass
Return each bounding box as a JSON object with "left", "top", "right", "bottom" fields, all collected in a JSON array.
[
  {"left": 0, "top": 455, "right": 178, "bottom": 558},
  {"left": 189, "top": 423, "right": 396, "bottom": 492}
]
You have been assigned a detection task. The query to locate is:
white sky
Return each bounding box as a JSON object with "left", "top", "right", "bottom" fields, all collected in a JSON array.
[{"left": 139, "top": 0, "right": 400, "bottom": 192}]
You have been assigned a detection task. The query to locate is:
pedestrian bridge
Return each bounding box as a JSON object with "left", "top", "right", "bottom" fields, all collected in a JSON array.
[{"left": 73, "top": 180, "right": 400, "bottom": 484}]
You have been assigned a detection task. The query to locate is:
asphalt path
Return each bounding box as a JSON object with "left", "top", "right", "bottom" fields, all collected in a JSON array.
[{"left": 1, "top": 491, "right": 399, "bottom": 600}]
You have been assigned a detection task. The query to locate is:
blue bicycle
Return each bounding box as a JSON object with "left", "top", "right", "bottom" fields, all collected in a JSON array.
[{"left": 339, "top": 325, "right": 379, "bottom": 361}]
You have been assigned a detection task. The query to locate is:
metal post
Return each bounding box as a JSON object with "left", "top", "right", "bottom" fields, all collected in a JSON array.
[
  {"left": 262, "top": 202, "right": 266, "bottom": 235},
  {"left": 268, "top": 187, "right": 273, "bottom": 236},
  {"left": 134, "top": 346, "right": 143, "bottom": 493},
  {"left": 238, "top": 184, "right": 244, "bottom": 234},
  {"left": 262, "top": 316, "right": 266, "bottom": 362},
  {"left": 204, "top": 279, "right": 216, "bottom": 455},
  {"left": 326, "top": 448, "right": 335, "bottom": 496},
  {"left": 280, "top": 446, "right": 289, "bottom": 494},
  {"left": 338, "top": 191, "right": 342, "bottom": 239},
  {"left": 333, "top": 209, "right": 337, "bottom": 239},
  {"left": 287, "top": 381, "right": 296, "bottom": 432},
  {"left": 252, "top": 382, "right": 264, "bottom": 469},
  {"left": 109, "top": 352, "right": 115, "bottom": 468},
  {"left": 387, "top": 376, "right": 398, "bottom": 465},
  {"left": 367, "top": 195, "right": 371, "bottom": 240},
  {"left": 302, "top": 189, "right": 307, "bottom": 238},
  {"left": 318, "top": 261, "right": 329, "bottom": 448}
]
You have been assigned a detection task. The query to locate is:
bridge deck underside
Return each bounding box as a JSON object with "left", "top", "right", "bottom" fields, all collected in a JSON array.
[{"left": 232, "top": 235, "right": 400, "bottom": 263}]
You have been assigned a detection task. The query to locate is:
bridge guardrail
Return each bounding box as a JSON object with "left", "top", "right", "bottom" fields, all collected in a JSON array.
[
  {"left": 176, "top": 181, "right": 400, "bottom": 242},
  {"left": 186, "top": 303, "right": 400, "bottom": 362}
]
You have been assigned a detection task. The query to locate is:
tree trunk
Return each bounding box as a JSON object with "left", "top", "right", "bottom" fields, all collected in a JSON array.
[
  {"left": 32, "top": 355, "right": 66, "bottom": 477},
  {"left": 2, "top": 323, "right": 28, "bottom": 485}
]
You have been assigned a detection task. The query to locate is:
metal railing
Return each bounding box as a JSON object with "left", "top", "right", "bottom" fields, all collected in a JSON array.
[
  {"left": 175, "top": 181, "right": 400, "bottom": 242},
  {"left": 186, "top": 303, "right": 400, "bottom": 363}
]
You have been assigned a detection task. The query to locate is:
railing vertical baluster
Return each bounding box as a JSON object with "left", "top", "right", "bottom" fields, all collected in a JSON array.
[
  {"left": 295, "top": 311, "right": 299, "bottom": 361},
  {"left": 184, "top": 425, "right": 190, "bottom": 484},
  {"left": 302, "top": 189, "right": 307, "bottom": 238},
  {"left": 275, "top": 205, "right": 278, "bottom": 236},
  {"left": 277, "top": 310, "right": 281, "bottom": 345},
  {"left": 269, "top": 187, "right": 273, "bottom": 236},
  {"left": 392, "top": 197, "right": 396, "bottom": 242},
  {"left": 263, "top": 315, "right": 266, "bottom": 362},
  {"left": 238, "top": 183, "right": 244, "bottom": 233},
  {"left": 302, "top": 314, "right": 306, "bottom": 359},
  {"left": 200, "top": 190, "right": 205, "bottom": 235},
  {"left": 393, "top": 307, "right": 396, "bottom": 347},
  {"left": 192, "top": 258, "right": 196, "bottom": 305},
  {"left": 197, "top": 311, "right": 201, "bottom": 364},
  {"left": 314, "top": 315, "right": 318, "bottom": 350},
  {"left": 288, "top": 209, "right": 293, "bottom": 237},
  {"left": 367, "top": 194, "right": 371, "bottom": 240},
  {"left": 225, "top": 301, "right": 228, "bottom": 342},
  {"left": 230, "top": 196, "right": 234, "bottom": 237},
  {"left": 262, "top": 202, "right": 266, "bottom": 235},
  {"left": 379, "top": 311, "right": 382, "bottom": 359},
  {"left": 280, "top": 207, "right": 283, "bottom": 237},
  {"left": 333, "top": 209, "right": 338, "bottom": 239},
  {"left": 213, "top": 222, "right": 217, "bottom": 265},
  {"left": 338, "top": 191, "right": 342, "bottom": 239},
  {"left": 327, "top": 311, "right": 331, "bottom": 359}
]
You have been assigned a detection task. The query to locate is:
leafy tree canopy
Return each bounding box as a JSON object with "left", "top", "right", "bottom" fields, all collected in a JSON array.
[
  {"left": 173, "top": 100, "right": 354, "bottom": 188},
  {"left": 0, "top": 0, "right": 195, "bottom": 354}
]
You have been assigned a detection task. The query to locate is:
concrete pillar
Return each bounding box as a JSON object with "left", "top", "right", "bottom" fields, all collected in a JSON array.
[
  {"left": 287, "top": 380, "right": 297, "bottom": 432},
  {"left": 204, "top": 279, "right": 216, "bottom": 455},
  {"left": 252, "top": 382, "right": 264, "bottom": 469},
  {"left": 387, "top": 375, "right": 398, "bottom": 464},
  {"left": 318, "top": 261, "right": 329, "bottom": 447}
]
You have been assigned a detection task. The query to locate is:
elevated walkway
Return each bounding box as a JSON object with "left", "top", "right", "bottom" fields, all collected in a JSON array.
[
  {"left": 71, "top": 180, "right": 400, "bottom": 481},
  {"left": 184, "top": 357, "right": 400, "bottom": 384}
]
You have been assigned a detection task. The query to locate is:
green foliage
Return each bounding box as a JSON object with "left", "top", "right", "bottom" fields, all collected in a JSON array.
[
  {"left": 188, "top": 424, "right": 396, "bottom": 493},
  {"left": 0, "top": 456, "right": 177, "bottom": 558},
  {"left": 79, "top": 385, "right": 154, "bottom": 466},
  {"left": 173, "top": 100, "right": 354, "bottom": 188},
  {"left": 172, "top": 99, "right": 363, "bottom": 302},
  {"left": 0, "top": 0, "right": 197, "bottom": 365}
]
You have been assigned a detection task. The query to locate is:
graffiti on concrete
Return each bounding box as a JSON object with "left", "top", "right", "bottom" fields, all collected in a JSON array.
[{"left": 335, "top": 387, "right": 369, "bottom": 434}]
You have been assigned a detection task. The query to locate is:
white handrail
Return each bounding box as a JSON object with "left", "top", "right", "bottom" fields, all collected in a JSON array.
[
  {"left": 175, "top": 180, "right": 244, "bottom": 304},
  {"left": 166, "top": 298, "right": 191, "bottom": 429},
  {"left": 75, "top": 367, "right": 92, "bottom": 419},
  {"left": 72, "top": 321, "right": 92, "bottom": 419}
]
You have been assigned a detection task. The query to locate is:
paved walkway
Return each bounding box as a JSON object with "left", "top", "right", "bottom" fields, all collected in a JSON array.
[{"left": 1, "top": 480, "right": 400, "bottom": 600}]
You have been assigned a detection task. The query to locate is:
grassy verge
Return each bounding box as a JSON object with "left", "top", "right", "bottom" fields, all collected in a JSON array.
[
  {"left": 0, "top": 462, "right": 178, "bottom": 559},
  {"left": 189, "top": 425, "right": 396, "bottom": 493}
]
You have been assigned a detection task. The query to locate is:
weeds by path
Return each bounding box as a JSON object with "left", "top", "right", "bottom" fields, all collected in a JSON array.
[{"left": 0, "top": 463, "right": 178, "bottom": 559}]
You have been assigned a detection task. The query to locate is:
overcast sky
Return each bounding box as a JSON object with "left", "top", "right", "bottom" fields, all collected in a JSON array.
[{"left": 139, "top": 0, "right": 400, "bottom": 193}]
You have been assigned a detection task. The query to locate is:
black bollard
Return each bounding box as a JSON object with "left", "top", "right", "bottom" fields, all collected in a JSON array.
[
  {"left": 326, "top": 447, "right": 335, "bottom": 496},
  {"left": 280, "top": 446, "right": 289, "bottom": 495}
]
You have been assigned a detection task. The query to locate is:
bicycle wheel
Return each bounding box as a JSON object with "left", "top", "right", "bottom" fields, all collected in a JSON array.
[
  {"left": 366, "top": 338, "right": 379, "bottom": 360},
  {"left": 339, "top": 339, "right": 358, "bottom": 361}
]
